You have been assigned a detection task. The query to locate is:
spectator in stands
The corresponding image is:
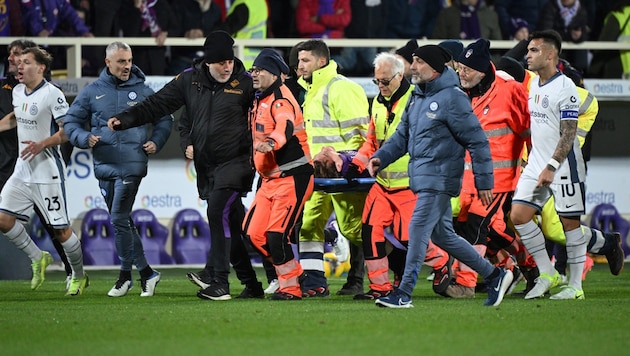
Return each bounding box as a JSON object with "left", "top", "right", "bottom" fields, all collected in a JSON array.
[
  {"left": 495, "top": 0, "right": 548, "bottom": 40},
  {"left": 432, "top": 0, "right": 502, "bottom": 40},
  {"left": 2, "top": 0, "right": 25, "bottom": 36},
  {"left": 385, "top": 0, "right": 442, "bottom": 39},
  {"left": 536, "top": 0, "right": 590, "bottom": 72},
  {"left": 510, "top": 18, "right": 531, "bottom": 41},
  {"left": 107, "top": 31, "right": 265, "bottom": 301},
  {"left": 168, "top": 0, "right": 222, "bottom": 75},
  {"left": 395, "top": 39, "right": 418, "bottom": 80},
  {"left": 20, "top": 0, "right": 94, "bottom": 73},
  {"left": 215, "top": 0, "right": 268, "bottom": 70},
  {"left": 589, "top": 0, "right": 630, "bottom": 79},
  {"left": 117, "top": 0, "right": 176, "bottom": 76},
  {"left": 332, "top": 0, "right": 386, "bottom": 77},
  {"left": 64, "top": 42, "right": 172, "bottom": 297},
  {"left": 295, "top": 0, "right": 351, "bottom": 39}
]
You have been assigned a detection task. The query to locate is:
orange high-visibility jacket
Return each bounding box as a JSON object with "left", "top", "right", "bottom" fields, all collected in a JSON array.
[
  {"left": 251, "top": 81, "right": 311, "bottom": 179},
  {"left": 461, "top": 66, "right": 531, "bottom": 194}
]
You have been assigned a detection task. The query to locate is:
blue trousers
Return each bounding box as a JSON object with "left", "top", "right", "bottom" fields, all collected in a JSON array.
[
  {"left": 99, "top": 177, "right": 148, "bottom": 272},
  {"left": 398, "top": 191, "right": 495, "bottom": 297}
]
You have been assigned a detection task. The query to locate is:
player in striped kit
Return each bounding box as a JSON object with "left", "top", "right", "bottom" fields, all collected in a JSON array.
[{"left": 0, "top": 46, "right": 87, "bottom": 296}]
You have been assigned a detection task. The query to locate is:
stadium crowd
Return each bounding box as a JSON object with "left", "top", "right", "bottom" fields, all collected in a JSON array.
[{"left": 0, "top": 0, "right": 628, "bottom": 307}]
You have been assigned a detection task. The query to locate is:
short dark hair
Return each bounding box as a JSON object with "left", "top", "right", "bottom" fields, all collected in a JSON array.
[
  {"left": 296, "top": 40, "right": 330, "bottom": 62},
  {"left": 21, "top": 47, "right": 53, "bottom": 72},
  {"left": 530, "top": 30, "right": 563, "bottom": 54},
  {"left": 8, "top": 39, "right": 37, "bottom": 52}
]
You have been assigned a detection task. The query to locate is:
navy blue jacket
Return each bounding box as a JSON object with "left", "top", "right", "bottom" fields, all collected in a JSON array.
[
  {"left": 373, "top": 67, "right": 493, "bottom": 196},
  {"left": 64, "top": 65, "right": 173, "bottom": 180}
]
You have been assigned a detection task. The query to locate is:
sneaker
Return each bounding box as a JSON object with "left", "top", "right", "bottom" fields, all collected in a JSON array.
[
  {"left": 549, "top": 285, "right": 585, "bottom": 300},
  {"left": 31, "top": 251, "right": 53, "bottom": 290},
  {"left": 237, "top": 282, "right": 265, "bottom": 299},
  {"left": 337, "top": 280, "right": 363, "bottom": 295},
  {"left": 302, "top": 286, "right": 330, "bottom": 298},
  {"left": 432, "top": 256, "right": 454, "bottom": 296},
  {"left": 445, "top": 283, "right": 475, "bottom": 299},
  {"left": 66, "top": 274, "right": 90, "bottom": 296},
  {"left": 140, "top": 271, "right": 161, "bottom": 297},
  {"left": 605, "top": 232, "right": 625, "bottom": 276},
  {"left": 353, "top": 289, "right": 391, "bottom": 300},
  {"left": 375, "top": 289, "right": 413, "bottom": 308},
  {"left": 524, "top": 271, "right": 560, "bottom": 300},
  {"left": 108, "top": 279, "right": 133, "bottom": 297},
  {"left": 264, "top": 279, "right": 279, "bottom": 294},
  {"left": 269, "top": 291, "right": 301, "bottom": 300},
  {"left": 484, "top": 268, "right": 513, "bottom": 307},
  {"left": 506, "top": 266, "right": 523, "bottom": 295},
  {"left": 426, "top": 272, "right": 435, "bottom": 281},
  {"left": 187, "top": 270, "right": 212, "bottom": 289},
  {"left": 197, "top": 283, "right": 231, "bottom": 301}
]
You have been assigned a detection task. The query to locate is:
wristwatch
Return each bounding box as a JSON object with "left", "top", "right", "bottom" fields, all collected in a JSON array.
[{"left": 266, "top": 140, "right": 275, "bottom": 149}]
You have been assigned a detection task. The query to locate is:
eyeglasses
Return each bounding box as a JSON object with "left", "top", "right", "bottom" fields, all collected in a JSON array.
[
  {"left": 249, "top": 67, "right": 262, "bottom": 75},
  {"left": 457, "top": 66, "right": 475, "bottom": 75},
  {"left": 372, "top": 73, "right": 399, "bottom": 86}
]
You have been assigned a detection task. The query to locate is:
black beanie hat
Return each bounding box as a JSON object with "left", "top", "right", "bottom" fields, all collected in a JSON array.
[
  {"left": 253, "top": 48, "right": 290, "bottom": 76},
  {"left": 395, "top": 39, "right": 418, "bottom": 65},
  {"left": 496, "top": 56, "right": 525, "bottom": 82},
  {"left": 438, "top": 40, "right": 464, "bottom": 61},
  {"left": 458, "top": 39, "right": 491, "bottom": 73},
  {"left": 412, "top": 45, "right": 451, "bottom": 73},
  {"left": 203, "top": 30, "right": 234, "bottom": 63}
]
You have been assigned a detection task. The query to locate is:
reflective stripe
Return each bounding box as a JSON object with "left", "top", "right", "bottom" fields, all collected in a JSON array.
[
  {"left": 577, "top": 127, "right": 588, "bottom": 138},
  {"left": 464, "top": 159, "right": 519, "bottom": 170},
  {"left": 263, "top": 156, "right": 310, "bottom": 177},
  {"left": 485, "top": 127, "right": 513, "bottom": 138},
  {"left": 378, "top": 171, "right": 408, "bottom": 180},
  {"left": 579, "top": 92, "right": 594, "bottom": 115}
]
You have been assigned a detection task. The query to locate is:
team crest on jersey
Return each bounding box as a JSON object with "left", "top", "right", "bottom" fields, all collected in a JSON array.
[
  {"left": 128, "top": 91, "right": 138, "bottom": 100},
  {"left": 230, "top": 79, "right": 240, "bottom": 87},
  {"left": 26, "top": 103, "right": 38, "bottom": 115},
  {"left": 542, "top": 97, "right": 549, "bottom": 108},
  {"left": 429, "top": 102, "right": 438, "bottom": 111}
]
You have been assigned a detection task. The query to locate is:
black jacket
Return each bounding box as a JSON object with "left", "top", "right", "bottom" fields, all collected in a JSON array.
[{"left": 114, "top": 58, "right": 255, "bottom": 198}]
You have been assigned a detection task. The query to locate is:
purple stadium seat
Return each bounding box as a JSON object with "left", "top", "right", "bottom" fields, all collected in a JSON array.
[
  {"left": 131, "top": 209, "right": 174, "bottom": 265},
  {"left": 81, "top": 208, "right": 120, "bottom": 265},
  {"left": 27, "top": 213, "right": 61, "bottom": 261},
  {"left": 590, "top": 203, "right": 630, "bottom": 258},
  {"left": 171, "top": 209, "right": 211, "bottom": 264}
]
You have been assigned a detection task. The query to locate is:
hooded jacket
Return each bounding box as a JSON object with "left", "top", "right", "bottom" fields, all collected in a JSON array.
[
  {"left": 373, "top": 67, "right": 493, "bottom": 196},
  {"left": 113, "top": 57, "right": 256, "bottom": 198},
  {"left": 64, "top": 65, "right": 173, "bottom": 180}
]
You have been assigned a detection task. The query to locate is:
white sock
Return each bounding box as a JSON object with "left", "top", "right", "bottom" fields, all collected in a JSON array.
[
  {"left": 565, "top": 227, "right": 587, "bottom": 291},
  {"left": 4, "top": 222, "right": 42, "bottom": 261},
  {"left": 515, "top": 220, "right": 555, "bottom": 275},
  {"left": 61, "top": 232, "right": 84, "bottom": 278}
]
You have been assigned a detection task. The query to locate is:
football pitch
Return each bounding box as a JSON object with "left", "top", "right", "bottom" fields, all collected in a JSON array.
[{"left": 1, "top": 264, "right": 629, "bottom": 355}]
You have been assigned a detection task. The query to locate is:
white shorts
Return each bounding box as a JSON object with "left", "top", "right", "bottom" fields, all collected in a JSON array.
[
  {"left": 0, "top": 176, "right": 70, "bottom": 228},
  {"left": 513, "top": 172, "right": 585, "bottom": 217}
]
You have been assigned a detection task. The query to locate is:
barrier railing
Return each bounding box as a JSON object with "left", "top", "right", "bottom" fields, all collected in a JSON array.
[{"left": 0, "top": 36, "right": 628, "bottom": 78}]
